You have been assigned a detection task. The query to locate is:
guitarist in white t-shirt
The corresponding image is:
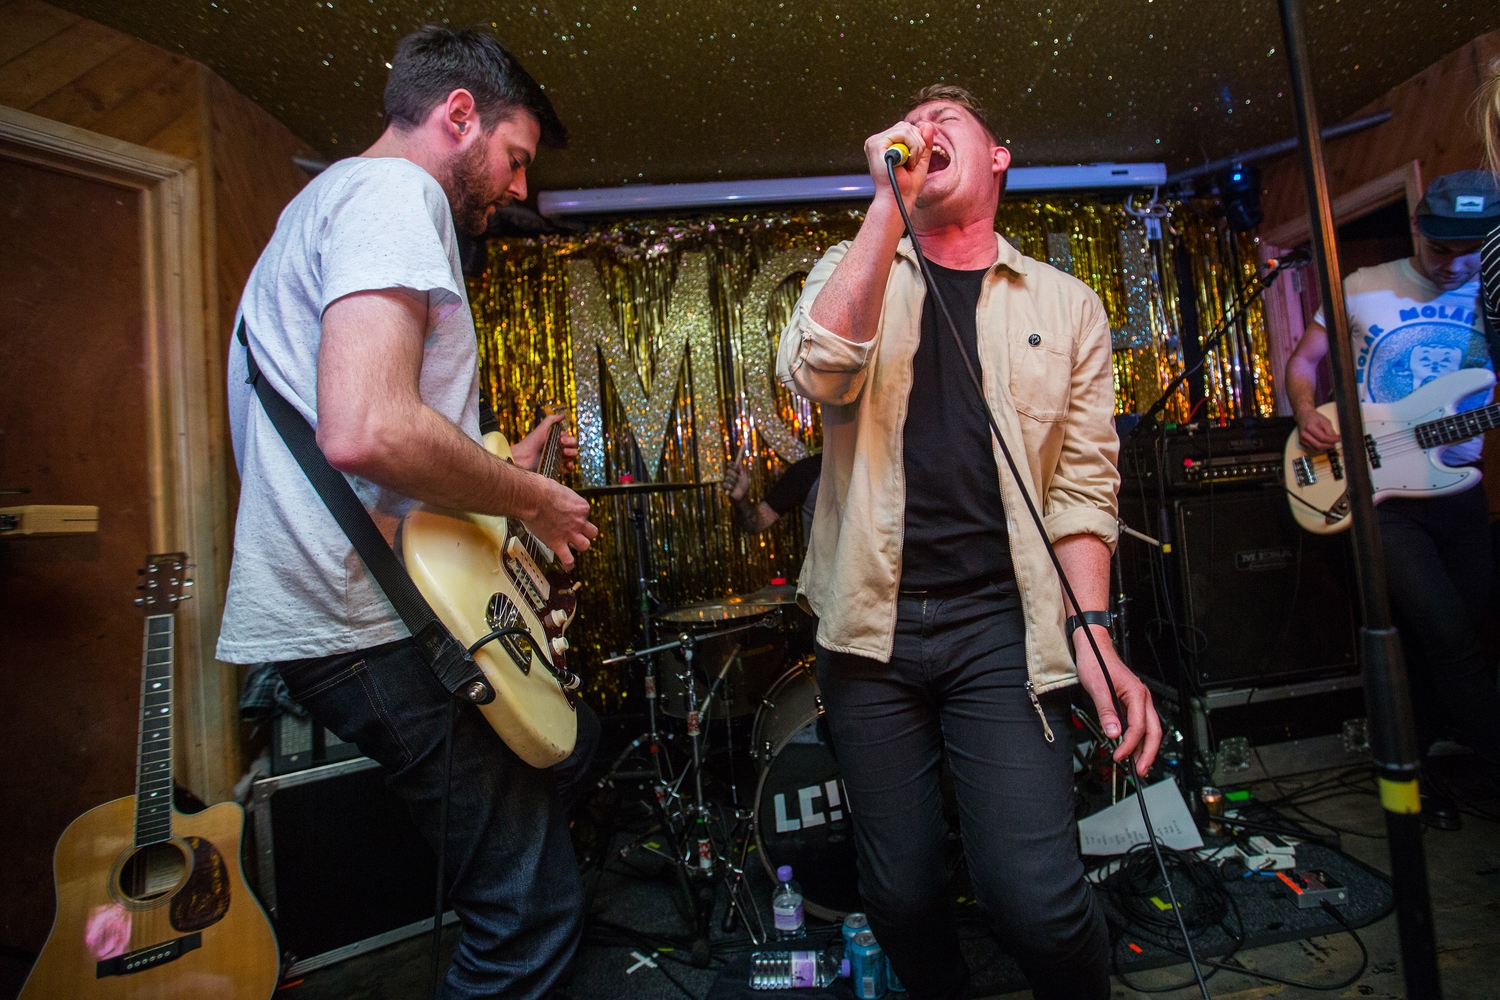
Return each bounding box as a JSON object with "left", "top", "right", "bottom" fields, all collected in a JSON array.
[
  {"left": 220, "top": 27, "right": 597, "bottom": 998},
  {"left": 1286, "top": 171, "right": 1500, "bottom": 827}
]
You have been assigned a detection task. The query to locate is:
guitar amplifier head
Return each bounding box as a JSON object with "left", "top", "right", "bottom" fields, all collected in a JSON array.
[{"left": 1121, "top": 418, "right": 1295, "bottom": 494}]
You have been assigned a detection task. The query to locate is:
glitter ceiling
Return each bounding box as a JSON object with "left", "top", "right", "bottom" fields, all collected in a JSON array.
[{"left": 49, "top": 1, "right": 1500, "bottom": 192}]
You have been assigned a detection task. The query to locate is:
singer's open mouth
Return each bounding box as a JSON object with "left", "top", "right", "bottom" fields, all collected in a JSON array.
[{"left": 929, "top": 144, "right": 952, "bottom": 173}]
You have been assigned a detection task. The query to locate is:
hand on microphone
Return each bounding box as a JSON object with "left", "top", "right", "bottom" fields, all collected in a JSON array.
[{"left": 864, "top": 120, "right": 935, "bottom": 206}]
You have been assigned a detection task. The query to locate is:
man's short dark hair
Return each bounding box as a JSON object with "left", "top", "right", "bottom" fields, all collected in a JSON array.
[
  {"left": 902, "top": 84, "right": 996, "bottom": 143},
  {"left": 384, "top": 26, "right": 568, "bottom": 148}
]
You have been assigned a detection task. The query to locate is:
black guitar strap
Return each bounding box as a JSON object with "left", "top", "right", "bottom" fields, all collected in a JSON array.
[{"left": 236, "top": 319, "right": 490, "bottom": 704}]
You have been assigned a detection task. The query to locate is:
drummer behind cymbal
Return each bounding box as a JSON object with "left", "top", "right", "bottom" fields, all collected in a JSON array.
[{"left": 722, "top": 450, "right": 822, "bottom": 537}]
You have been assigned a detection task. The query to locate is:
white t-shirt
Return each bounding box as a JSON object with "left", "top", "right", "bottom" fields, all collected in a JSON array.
[
  {"left": 1314, "top": 258, "right": 1490, "bottom": 464},
  {"left": 217, "top": 157, "right": 481, "bottom": 664}
]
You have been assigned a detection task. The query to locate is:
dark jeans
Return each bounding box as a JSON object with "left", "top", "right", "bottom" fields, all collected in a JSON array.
[
  {"left": 275, "top": 637, "right": 594, "bottom": 1000},
  {"left": 816, "top": 582, "right": 1109, "bottom": 1000},
  {"left": 1380, "top": 488, "right": 1500, "bottom": 767}
]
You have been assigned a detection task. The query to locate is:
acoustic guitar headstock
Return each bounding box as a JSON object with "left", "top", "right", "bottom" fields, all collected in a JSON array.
[{"left": 135, "top": 552, "right": 193, "bottom": 613}]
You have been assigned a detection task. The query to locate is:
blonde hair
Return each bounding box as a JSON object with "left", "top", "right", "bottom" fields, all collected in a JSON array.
[{"left": 1477, "top": 58, "right": 1500, "bottom": 176}]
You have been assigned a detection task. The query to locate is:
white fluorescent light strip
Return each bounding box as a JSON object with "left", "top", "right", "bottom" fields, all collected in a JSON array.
[{"left": 538, "top": 162, "right": 1167, "bottom": 217}]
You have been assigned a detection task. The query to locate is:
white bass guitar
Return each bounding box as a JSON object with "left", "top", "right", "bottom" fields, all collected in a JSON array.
[{"left": 1284, "top": 366, "right": 1496, "bottom": 535}]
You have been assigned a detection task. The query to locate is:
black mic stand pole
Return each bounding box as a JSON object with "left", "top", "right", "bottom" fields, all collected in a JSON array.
[{"left": 1276, "top": 1, "right": 1440, "bottom": 995}]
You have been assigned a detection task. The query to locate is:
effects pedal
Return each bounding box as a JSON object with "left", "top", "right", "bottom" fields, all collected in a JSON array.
[{"left": 1276, "top": 868, "right": 1348, "bottom": 909}]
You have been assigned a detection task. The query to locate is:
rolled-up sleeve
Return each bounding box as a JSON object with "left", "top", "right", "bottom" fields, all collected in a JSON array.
[
  {"left": 776, "top": 241, "right": 876, "bottom": 406},
  {"left": 1043, "top": 293, "right": 1120, "bottom": 548}
]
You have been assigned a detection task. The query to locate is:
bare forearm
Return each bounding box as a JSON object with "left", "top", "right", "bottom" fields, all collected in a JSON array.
[
  {"left": 806, "top": 198, "right": 907, "bottom": 344},
  {"left": 1286, "top": 358, "right": 1321, "bottom": 418},
  {"left": 323, "top": 399, "right": 548, "bottom": 520},
  {"left": 1053, "top": 533, "right": 1112, "bottom": 623}
]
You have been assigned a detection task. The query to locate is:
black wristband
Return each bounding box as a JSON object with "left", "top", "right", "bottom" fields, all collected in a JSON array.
[{"left": 1065, "top": 610, "right": 1114, "bottom": 635}]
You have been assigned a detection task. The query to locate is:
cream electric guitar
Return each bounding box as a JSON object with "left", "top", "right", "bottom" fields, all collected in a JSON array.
[
  {"left": 20, "top": 554, "right": 279, "bottom": 1000},
  {"left": 401, "top": 410, "right": 582, "bottom": 767},
  {"left": 1284, "top": 367, "right": 1496, "bottom": 535}
]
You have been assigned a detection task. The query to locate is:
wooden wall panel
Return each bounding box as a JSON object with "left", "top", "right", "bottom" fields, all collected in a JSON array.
[
  {"left": 0, "top": 1, "right": 317, "bottom": 798},
  {"left": 1261, "top": 30, "right": 1500, "bottom": 234}
]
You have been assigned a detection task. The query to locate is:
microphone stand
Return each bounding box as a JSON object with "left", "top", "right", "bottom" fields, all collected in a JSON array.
[
  {"left": 1125, "top": 257, "right": 1296, "bottom": 816},
  {"left": 1277, "top": 1, "right": 1440, "bottom": 994}
]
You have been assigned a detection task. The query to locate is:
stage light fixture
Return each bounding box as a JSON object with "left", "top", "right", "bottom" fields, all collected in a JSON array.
[{"left": 1217, "top": 163, "right": 1264, "bottom": 231}]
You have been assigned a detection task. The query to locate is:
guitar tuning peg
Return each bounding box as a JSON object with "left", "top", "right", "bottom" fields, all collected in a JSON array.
[
  {"left": 134, "top": 598, "right": 145, "bottom": 607},
  {"left": 183, "top": 580, "right": 195, "bottom": 587}
]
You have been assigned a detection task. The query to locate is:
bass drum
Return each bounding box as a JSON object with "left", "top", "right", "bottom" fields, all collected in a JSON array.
[{"left": 751, "top": 662, "right": 861, "bottom": 920}]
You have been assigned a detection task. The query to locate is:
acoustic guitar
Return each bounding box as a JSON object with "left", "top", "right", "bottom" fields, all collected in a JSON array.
[
  {"left": 1283, "top": 367, "right": 1496, "bottom": 534},
  {"left": 20, "top": 553, "right": 279, "bottom": 1000},
  {"left": 402, "top": 408, "right": 582, "bottom": 767}
]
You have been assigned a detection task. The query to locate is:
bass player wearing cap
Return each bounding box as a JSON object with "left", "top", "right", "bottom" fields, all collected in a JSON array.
[{"left": 1286, "top": 171, "right": 1500, "bottom": 827}]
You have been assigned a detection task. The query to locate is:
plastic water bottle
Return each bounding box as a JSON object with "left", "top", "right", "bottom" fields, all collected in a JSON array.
[
  {"left": 749, "top": 949, "right": 843, "bottom": 989},
  {"left": 771, "top": 865, "right": 806, "bottom": 939}
]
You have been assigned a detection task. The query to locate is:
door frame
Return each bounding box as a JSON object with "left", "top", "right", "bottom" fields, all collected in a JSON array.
[{"left": 0, "top": 105, "right": 236, "bottom": 802}]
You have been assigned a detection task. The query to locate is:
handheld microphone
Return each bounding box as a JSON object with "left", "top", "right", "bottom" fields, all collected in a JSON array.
[
  {"left": 885, "top": 142, "right": 911, "bottom": 167},
  {"left": 1265, "top": 247, "right": 1314, "bottom": 270}
]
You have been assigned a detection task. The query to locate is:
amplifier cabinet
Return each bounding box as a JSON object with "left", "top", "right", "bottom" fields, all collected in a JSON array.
[
  {"left": 1120, "top": 489, "right": 1359, "bottom": 691},
  {"left": 251, "top": 756, "right": 453, "bottom": 976}
]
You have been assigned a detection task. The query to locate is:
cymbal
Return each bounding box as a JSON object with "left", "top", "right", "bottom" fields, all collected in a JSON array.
[
  {"left": 742, "top": 582, "right": 801, "bottom": 605},
  {"left": 658, "top": 596, "right": 778, "bottom": 623}
]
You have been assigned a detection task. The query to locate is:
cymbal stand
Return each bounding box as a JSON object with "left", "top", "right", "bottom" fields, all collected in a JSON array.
[{"left": 601, "top": 615, "right": 780, "bottom": 961}]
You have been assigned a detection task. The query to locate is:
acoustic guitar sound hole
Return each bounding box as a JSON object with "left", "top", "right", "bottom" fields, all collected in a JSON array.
[{"left": 117, "top": 842, "right": 188, "bottom": 902}]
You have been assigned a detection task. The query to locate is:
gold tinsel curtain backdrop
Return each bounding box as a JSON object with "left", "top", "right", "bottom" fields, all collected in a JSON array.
[{"left": 467, "top": 199, "right": 1271, "bottom": 709}]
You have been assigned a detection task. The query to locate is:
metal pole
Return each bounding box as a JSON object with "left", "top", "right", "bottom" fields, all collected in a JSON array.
[{"left": 1276, "top": 1, "right": 1440, "bottom": 995}]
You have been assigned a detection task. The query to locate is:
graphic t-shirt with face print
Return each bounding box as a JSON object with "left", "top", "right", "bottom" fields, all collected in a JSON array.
[{"left": 1314, "top": 257, "right": 1489, "bottom": 464}]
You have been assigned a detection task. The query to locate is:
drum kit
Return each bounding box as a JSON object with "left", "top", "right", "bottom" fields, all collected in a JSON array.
[{"left": 599, "top": 579, "right": 859, "bottom": 963}]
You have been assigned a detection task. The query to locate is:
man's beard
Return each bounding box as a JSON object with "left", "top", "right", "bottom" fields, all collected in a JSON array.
[{"left": 448, "top": 140, "right": 497, "bottom": 237}]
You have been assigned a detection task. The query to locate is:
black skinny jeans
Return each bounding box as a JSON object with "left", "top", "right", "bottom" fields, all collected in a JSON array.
[
  {"left": 274, "top": 638, "right": 599, "bottom": 1000},
  {"left": 1379, "top": 487, "right": 1500, "bottom": 766},
  {"left": 816, "top": 581, "right": 1109, "bottom": 1000}
]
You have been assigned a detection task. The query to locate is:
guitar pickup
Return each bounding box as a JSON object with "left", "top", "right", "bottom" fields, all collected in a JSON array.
[
  {"left": 1292, "top": 455, "right": 1316, "bottom": 487},
  {"left": 1365, "top": 434, "right": 1382, "bottom": 469},
  {"left": 1326, "top": 449, "right": 1344, "bottom": 481},
  {"left": 97, "top": 933, "right": 200, "bottom": 978},
  {"left": 504, "top": 536, "right": 551, "bottom": 606}
]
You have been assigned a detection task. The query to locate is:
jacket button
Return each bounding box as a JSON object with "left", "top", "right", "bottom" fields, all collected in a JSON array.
[{"left": 1028, "top": 332, "right": 1041, "bottom": 346}]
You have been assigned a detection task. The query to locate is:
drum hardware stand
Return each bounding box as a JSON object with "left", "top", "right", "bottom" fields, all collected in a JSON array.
[{"left": 602, "top": 614, "right": 781, "bottom": 963}]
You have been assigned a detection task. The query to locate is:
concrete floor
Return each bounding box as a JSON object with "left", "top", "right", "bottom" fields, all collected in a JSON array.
[{"left": 266, "top": 755, "right": 1498, "bottom": 1000}]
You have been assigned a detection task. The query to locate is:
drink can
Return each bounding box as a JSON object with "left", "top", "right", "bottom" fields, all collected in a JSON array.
[
  {"left": 849, "top": 930, "right": 887, "bottom": 999},
  {"left": 842, "top": 912, "right": 870, "bottom": 947}
]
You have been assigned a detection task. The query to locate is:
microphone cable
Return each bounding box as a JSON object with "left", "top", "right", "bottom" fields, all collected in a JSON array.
[{"left": 883, "top": 146, "right": 1213, "bottom": 1000}]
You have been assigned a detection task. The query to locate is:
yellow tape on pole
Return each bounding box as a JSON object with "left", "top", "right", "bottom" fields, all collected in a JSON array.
[{"left": 1378, "top": 777, "right": 1421, "bottom": 815}]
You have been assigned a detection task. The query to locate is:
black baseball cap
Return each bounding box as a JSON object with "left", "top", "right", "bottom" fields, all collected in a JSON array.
[{"left": 1415, "top": 170, "right": 1500, "bottom": 241}]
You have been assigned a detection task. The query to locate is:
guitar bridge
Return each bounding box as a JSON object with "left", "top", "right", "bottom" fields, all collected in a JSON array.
[
  {"left": 96, "top": 933, "right": 201, "bottom": 978},
  {"left": 485, "top": 593, "right": 532, "bottom": 674},
  {"left": 1365, "top": 434, "right": 1382, "bottom": 469},
  {"left": 1292, "top": 455, "right": 1316, "bottom": 487}
]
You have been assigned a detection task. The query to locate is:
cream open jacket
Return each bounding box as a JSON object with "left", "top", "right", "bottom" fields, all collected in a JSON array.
[{"left": 775, "top": 233, "right": 1120, "bottom": 693}]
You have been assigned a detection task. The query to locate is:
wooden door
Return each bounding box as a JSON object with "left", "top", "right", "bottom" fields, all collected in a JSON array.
[{"left": 0, "top": 156, "right": 153, "bottom": 953}]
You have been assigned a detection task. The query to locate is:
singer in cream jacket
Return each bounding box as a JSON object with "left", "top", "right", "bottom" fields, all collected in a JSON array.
[{"left": 776, "top": 231, "right": 1120, "bottom": 694}]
